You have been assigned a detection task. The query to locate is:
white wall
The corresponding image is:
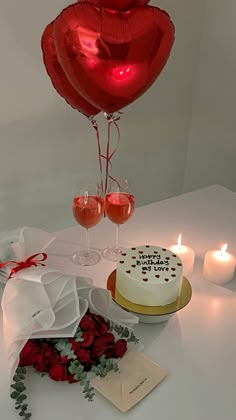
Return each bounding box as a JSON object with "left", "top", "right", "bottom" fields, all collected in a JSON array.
[
  {"left": 0, "top": 0, "right": 205, "bottom": 232},
  {"left": 183, "top": 0, "right": 236, "bottom": 194}
]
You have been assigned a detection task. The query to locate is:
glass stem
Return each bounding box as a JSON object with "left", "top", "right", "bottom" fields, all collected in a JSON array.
[
  {"left": 115, "top": 224, "right": 120, "bottom": 251},
  {"left": 85, "top": 228, "right": 89, "bottom": 256}
]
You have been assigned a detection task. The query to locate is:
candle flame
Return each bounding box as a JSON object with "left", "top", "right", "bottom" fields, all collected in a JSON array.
[
  {"left": 221, "top": 243, "right": 228, "bottom": 254},
  {"left": 177, "top": 234, "right": 182, "bottom": 249}
]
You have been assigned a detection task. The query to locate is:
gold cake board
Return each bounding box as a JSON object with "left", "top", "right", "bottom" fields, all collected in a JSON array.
[{"left": 107, "top": 270, "right": 192, "bottom": 321}]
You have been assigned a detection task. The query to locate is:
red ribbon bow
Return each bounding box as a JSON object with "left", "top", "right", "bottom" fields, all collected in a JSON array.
[{"left": 0, "top": 253, "right": 48, "bottom": 280}]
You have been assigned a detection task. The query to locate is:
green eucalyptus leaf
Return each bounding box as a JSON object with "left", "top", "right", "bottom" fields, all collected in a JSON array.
[
  {"left": 37, "top": 372, "right": 47, "bottom": 378},
  {"left": 121, "top": 328, "right": 129, "bottom": 338},
  {"left": 76, "top": 365, "right": 84, "bottom": 374},
  {"left": 61, "top": 343, "right": 72, "bottom": 356},
  {"left": 68, "top": 365, "right": 76, "bottom": 374},
  {"left": 100, "top": 370, "right": 107, "bottom": 378},
  {"left": 68, "top": 360, "right": 81, "bottom": 374},
  {"left": 11, "top": 391, "right": 20, "bottom": 399},
  {"left": 17, "top": 395, "right": 27, "bottom": 403},
  {"left": 75, "top": 337, "right": 84, "bottom": 342},
  {"left": 65, "top": 343, "right": 72, "bottom": 351},
  {"left": 55, "top": 340, "right": 67, "bottom": 351},
  {"left": 15, "top": 382, "right": 26, "bottom": 392},
  {"left": 83, "top": 381, "right": 90, "bottom": 391},
  {"left": 68, "top": 351, "right": 76, "bottom": 359}
]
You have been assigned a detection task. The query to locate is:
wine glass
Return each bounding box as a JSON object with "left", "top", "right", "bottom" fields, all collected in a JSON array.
[
  {"left": 102, "top": 178, "right": 135, "bottom": 261},
  {"left": 72, "top": 182, "right": 104, "bottom": 265}
]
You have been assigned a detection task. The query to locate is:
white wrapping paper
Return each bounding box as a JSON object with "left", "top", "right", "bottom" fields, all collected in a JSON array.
[{"left": 0, "top": 227, "right": 139, "bottom": 382}]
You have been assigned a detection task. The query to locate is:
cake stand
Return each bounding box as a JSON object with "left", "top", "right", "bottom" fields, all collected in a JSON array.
[{"left": 107, "top": 270, "right": 192, "bottom": 324}]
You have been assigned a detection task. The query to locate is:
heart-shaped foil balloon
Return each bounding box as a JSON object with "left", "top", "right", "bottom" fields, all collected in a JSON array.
[
  {"left": 79, "top": 0, "right": 150, "bottom": 12},
  {"left": 54, "top": 3, "right": 175, "bottom": 113},
  {"left": 41, "top": 21, "right": 100, "bottom": 117}
]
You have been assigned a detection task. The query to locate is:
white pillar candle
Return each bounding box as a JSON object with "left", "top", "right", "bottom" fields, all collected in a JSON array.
[
  {"left": 168, "top": 234, "right": 195, "bottom": 277},
  {"left": 203, "top": 244, "right": 235, "bottom": 285}
]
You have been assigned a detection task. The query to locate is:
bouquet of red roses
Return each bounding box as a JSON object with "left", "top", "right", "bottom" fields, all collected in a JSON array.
[{"left": 10, "top": 310, "right": 138, "bottom": 420}]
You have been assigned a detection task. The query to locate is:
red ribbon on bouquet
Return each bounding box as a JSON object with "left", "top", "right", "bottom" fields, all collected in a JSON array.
[{"left": 0, "top": 253, "right": 48, "bottom": 280}]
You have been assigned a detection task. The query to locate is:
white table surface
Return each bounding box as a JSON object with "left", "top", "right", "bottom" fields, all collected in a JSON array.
[{"left": 1, "top": 184, "right": 236, "bottom": 420}]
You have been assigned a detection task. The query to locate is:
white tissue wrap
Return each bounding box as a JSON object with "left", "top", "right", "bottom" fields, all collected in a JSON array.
[{"left": 0, "top": 227, "right": 138, "bottom": 382}]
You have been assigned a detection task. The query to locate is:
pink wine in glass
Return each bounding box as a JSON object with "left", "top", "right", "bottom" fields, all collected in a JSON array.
[
  {"left": 73, "top": 195, "right": 104, "bottom": 228},
  {"left": 105, "top": 192, "right": 135, "bottom": 225}
]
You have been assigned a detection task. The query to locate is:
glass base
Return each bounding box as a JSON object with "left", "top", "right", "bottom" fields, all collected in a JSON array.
[
  {"left": 102, "top": 246, "right": 127, "bottom": 262},
  {"left": 72, "top": 249, "right": 101, "bottom": 266}
]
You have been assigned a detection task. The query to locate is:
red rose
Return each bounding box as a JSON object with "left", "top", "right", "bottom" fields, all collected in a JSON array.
[
  {"left": 19, "top": 340, "right": 39, "bottom": 366},
  {"left": 47, "top": 351, "right": 60, "bottom": 368},
  {"left": 69, "top": 338, "right": 81, "bottom": 353},
  {"left": 104, "top": 348, "right": 114, "bottom": 359},
  {"left": 79, "top": 315, "right": 95, "bottom": 332},
  {"left": 49, "top": 364, "right": 68, "bottom": 381},
  {"left": 60, "top": 355, "right": 68, "bottom": 364},
  {"left": 76, "top": 348, "right": 93, "bottom": 365},
  {"left": 41, "top": 342, "right": 59, "bottom": 369},
  {"left": 79, "top": 312, "right": 109, "bottom": 337},
  {"left": 89, "top": 313, "right": 109, "bottom": 336},
  {"left": 41, "top": 342, "right": 53, "bottom": 359},
  {"left": 81, "top": 331, "right": 94, "bottom": 348},
  {"left": 34, "top": 353, "right": 47, "bottom": 372},
  {"left": 68, "top": 374, "right": 79, "bottom": 383},
  {"left": 92, "top": 333, "right": 115, "bottom": 358},
  {"left": 32, "top": 342, "right": 60, "bottom": 372},
  {"left": 104, "top": 339, "right": 127, "bottom": 359},
  {"left": 114, "top": 339, "right": 127, "bottom": 358}
]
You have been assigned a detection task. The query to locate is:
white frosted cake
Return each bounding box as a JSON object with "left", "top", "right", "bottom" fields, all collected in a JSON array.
[{"left": 116, "top": 245, "right": 183, "bottom": 306}]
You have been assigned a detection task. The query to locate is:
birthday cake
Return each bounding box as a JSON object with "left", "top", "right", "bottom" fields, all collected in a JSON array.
[{"left": 116, "top": 245, "right": 183, "bottom": 306}]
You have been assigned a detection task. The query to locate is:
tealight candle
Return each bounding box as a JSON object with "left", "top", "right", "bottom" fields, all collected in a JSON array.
[
  {"left": 168, "top": 234, "right": 195, "bottom": 276},
  {"left": 203, "top": 244, "right": 235, "bottom": 285}
]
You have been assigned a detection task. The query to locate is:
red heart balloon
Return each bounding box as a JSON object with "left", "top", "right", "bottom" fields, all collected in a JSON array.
[
  {"left": 79, "top": 0, "right": 150, "bottom": 11},
  {"left": 54, "top": 3, "right": 175, "bottom": 113},
  {"left": 41, "top": 21, "right": 100, "bottom": 117}
]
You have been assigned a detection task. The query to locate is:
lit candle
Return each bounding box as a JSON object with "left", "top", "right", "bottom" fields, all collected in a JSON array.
[
  {"left": 203, "top": 244, "right": 235, "bottom": 285},
  {"left": 168, "top": 234, "right": 195, "bottom": 276}
]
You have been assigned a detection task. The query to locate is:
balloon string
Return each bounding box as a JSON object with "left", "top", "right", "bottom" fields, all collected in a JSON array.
[
  {"left": 90, "top": 117, "right": 103, "bottom": 194},
  {"left": 90, "top": 113, "right": 121, "bottom": 196},
  {"left": 104, "top": 121, "right": 111, "bottom": 195},
  {"left": 108, "top": 121, "right": 120, "bottom": 162},
  {"left": 104, "top": 117, "right": 121, "bottom": 194}
]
